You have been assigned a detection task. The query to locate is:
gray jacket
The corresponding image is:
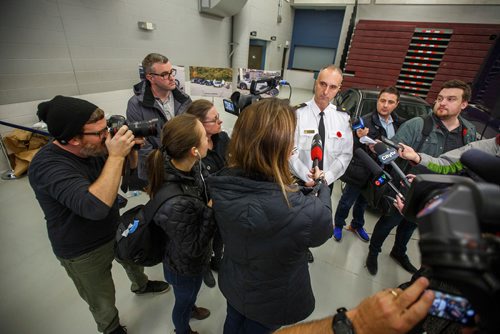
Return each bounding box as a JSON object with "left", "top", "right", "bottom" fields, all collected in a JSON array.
[
  {"left": 419, "top": 136, "right": 499, "bottom": 175},
  {"left": 126, "top": 80, "right": 192, "bottom": 179}
]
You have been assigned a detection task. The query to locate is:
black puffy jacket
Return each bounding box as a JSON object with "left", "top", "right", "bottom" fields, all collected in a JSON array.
[
  {"left": 206, "top": 168, "right": 333, "bottom": 327},
  {"left": 153, "top": 160, "right": 215, "bottom": 276}
]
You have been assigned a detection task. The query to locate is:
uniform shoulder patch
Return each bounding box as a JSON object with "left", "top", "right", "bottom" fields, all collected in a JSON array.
[{"left": 292, "top": 102, "right": 307, "bottom": 111}]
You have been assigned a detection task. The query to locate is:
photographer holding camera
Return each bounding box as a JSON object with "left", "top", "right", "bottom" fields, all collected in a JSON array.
[
  {"left": 126, "top": 53, "right": 192, "bottom": 181},
  {"left": 29, "top": 96, "right": 170, "bottom": 334}
]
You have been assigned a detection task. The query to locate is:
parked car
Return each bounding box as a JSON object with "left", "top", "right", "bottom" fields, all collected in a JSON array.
[
  {"left": 461, "top": 103, "right": 500, "bottom": 140},
  {"left": 334, "top": 88, "right": 432, "bottom": 122},
  {"left": 212, "top": 79, "right": 225, "bottom": 88}
]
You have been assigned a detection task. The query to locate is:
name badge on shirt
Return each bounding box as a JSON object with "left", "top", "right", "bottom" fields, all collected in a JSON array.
[{"left": 304, "top": 129, "right": 316, "bottom": 134}]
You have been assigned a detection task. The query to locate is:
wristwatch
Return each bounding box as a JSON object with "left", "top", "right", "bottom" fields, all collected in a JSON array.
[{"left": 332, "top": 307, "right": 355, "bottom": 334}]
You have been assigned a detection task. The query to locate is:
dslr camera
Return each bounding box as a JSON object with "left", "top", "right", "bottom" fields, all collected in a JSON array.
[
  {"left": 107, "top": 115, "right": 158, "bottom": 137},
  {"left": 403, "top": 174, "right": 500, "bottom": 333}
]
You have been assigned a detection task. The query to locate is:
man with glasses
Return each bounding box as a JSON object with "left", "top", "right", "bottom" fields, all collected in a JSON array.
[
  {"left": 29, "top": 96, "right": 171, "bottom": 334},
  {"left": 126, "top": 53, "right": 192, "bottom": 180},
  {"left": 365, "top": 80, "right": 477, "bottom": 276}
]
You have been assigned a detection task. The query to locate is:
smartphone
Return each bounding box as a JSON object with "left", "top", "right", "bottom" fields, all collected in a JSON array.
[
  {"left": 380, "top": 135, "right": 402, "bottom": 151},
  {"left": 428, "top": 290, "right": 476, "bottom": 326}
]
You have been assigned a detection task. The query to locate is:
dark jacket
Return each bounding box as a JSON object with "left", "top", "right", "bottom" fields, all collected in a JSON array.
[
  {"left": 206, "top": 168, "right": 333, "bottom": 327},
  {"left": 202, "top": 131, "right": 230, "bottom": 175},
  {"left": 341, "top": 112, "right": 405, "bottom": 187},
  {"left": 153, "top": 159, "right": 215, "bottom": 276},
  {"left": 126, "top": 80, "right": 192, "bottom": 179}
]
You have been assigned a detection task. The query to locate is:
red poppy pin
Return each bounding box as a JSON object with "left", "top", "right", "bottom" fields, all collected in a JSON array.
[
  {"left": 462, "top": 128, "right": 467, "bottom": 137},
  {"left": 336, "top": 131, "right": 342, "bottom": 138}
]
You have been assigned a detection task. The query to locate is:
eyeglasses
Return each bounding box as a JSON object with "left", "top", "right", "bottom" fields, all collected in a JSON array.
[
  {"left": 435, "top": 96, "right": 460, "bottom": 103},
  {"left": 149, "top": 69, "right": 177, "bottom": 80},
  {"left": 202, "top": 114, "right": 221, "bottom": 124},
  {"left": 81, "top": 126, "right": 108, "bottom": 137}
]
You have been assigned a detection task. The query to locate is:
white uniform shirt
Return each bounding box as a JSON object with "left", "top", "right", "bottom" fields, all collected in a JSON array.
[{"left": 289, "top": 99, "right": 353, "bottom": 185}]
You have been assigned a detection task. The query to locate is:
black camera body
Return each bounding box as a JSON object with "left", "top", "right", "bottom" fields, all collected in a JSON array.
[
  {"left": 224, "top": 77, "right": 282, "bottom": 116},
  {"left": 403, "top": 174, "right": 500, "bottom": 333},
  {"left": 107, "top": 115, "right": 158, "bottom": 137}
]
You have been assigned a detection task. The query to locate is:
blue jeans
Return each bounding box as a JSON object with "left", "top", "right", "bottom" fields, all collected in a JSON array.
[
  {"left": 163, "top": 265, "right": 202, "bottom": 334},
  {"left": 334, "top": 183, "right": 368, "bottom": 229},
  {"left": 368, "top": 213, "right": 418, "bottom": 256},
  {"left": 223, "top": 302, "right": 280, "bottom": 334}
]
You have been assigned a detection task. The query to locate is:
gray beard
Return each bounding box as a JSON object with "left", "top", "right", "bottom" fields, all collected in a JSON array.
[{"left": 80, "top": 143, "right": 108, "bottom": 157}]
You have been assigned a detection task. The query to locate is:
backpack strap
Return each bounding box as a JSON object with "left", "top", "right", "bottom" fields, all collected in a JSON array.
[
  {"left": 415, "top": 114, "right": 434, "bottom": 152},
  {"left": 401, "top": 115, "right": 434, "bottom": 175},
  {"left": 141, "top": 182, "right": 193, "bottom": 225}
]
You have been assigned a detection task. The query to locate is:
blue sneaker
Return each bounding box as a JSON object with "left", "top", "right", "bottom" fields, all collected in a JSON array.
[
  {"left": 348, "top": 225, "right": 370, "bottom": 242},
  {"left": 333, "top": 227, "right": 343, "bottom": 241}
]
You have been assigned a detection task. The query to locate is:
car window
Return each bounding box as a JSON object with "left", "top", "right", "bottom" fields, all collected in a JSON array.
[
  {"left": 338, "top": 91, "right": 360, "bottom": 116},
  {"left": 395, "top": 103, "right": 431, "bottom": 120},
  {"left": 360, "top": 99, "right": 377, "bottom": 117}
]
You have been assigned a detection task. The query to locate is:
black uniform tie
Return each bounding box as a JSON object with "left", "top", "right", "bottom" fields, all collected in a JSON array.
[{"left": 318, "top": 111, "right": 325, "bottom": 170}]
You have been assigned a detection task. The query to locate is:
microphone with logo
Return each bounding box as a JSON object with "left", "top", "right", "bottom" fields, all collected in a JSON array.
[
  {"left": 311, "top": 133, "right": 323, "bottom": 170},
  {"left": 354, "top": 148, "right": 405, "bottom": 200},
  {"left": 374, "top": 142, "right": 411, "bottom": 188}
]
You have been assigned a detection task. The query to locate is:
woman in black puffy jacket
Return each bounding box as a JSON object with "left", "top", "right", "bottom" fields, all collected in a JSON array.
[
  {"left": 186, "top": 99, "right": 230, "bottom": 287},
  {"left": 206, "top": 98, "right": 334, "bottom": 334},
  {"left": 147, "top": 113, "right": 216, "bottom": 334}
]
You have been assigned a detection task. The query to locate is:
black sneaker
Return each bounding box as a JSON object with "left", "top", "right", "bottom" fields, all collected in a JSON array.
[
  {"left": 365, "top": 252, "right": 378, "bottom": 276},
  {"left": 135, "top": 280, "right": 171, "bottom": 295},
  {"left": 307, "top": 249, "right": 314, "bottom": 263},
  {"left": 110, "top": 325, "right": 127, "bottom": 334},
  {"left": 390, "top": 251, "right": 418, "bottom": 274},
  {"left": 191, "top": 305, "right": 211, "bottom": 320},
  {"left": 203, "top": 270, "right": 216, "bottom": 288}
]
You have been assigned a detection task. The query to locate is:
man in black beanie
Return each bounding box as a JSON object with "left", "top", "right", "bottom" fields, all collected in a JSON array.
[{"left": 29, "top": 96, "right": 170, "bottom": 334}]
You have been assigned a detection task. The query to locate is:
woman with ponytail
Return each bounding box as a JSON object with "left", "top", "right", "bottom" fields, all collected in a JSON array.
[{"left": 147, "top": 113, "right": 215, "bottom": 334}]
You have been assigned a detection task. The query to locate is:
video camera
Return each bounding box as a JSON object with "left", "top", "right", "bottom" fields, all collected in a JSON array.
[
  {"left": 223, "top": 77, "right": 285, "bottom": 116},
  {"left": 403, "top": 174, "right": 500, "bottom": 333},
  {"left": 107, "top": 115, "right": 158, "bottom": 137}
]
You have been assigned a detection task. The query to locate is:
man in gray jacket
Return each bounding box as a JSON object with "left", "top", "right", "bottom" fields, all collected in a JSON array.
[
  {"left": 127, "top": 53, "right": 192, "bottom": 180},
  {"left": 365, "top": 79, "right": 477, "bottom": 276}
]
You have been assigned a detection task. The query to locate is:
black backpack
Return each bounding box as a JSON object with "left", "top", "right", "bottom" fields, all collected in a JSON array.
[{"left": 115, "top": 182, "right": 198, "bottom": 267}]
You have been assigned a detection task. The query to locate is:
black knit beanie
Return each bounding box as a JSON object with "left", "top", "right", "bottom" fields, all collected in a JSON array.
[{"left": 37, "top": 95, "right": 99, "bottom": 144}]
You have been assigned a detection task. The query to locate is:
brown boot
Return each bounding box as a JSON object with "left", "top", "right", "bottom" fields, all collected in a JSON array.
[{"left": 191, "top": 305, "right": 210, "bottom": 320}]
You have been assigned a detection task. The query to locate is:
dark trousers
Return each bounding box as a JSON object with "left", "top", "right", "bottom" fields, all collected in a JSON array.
[
  {"left": 163, "top": 265, "right": 202, "bottom": 334},
  {"left": 58, "top": 240, "right": 148, "bottom": 334},
  {"left": 334, "top": 183, "right": 368, "bottom": 228},
  {"left": 368, "top": 213, "right": 418, "bottom": 256},
  {"left": 223, "top": 303, "right": 280, "bottom": 334}
]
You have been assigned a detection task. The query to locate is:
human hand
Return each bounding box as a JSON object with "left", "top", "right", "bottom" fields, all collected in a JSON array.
[
  {"left": 356, "top": 127, "right": 369, "bottom": 138},
  {"left": 347, "top": 277, "right": 434, "bottom": 334},
  {"left": 398, "top": 144, "right": 419, "bottom": 163},
  {"left": 393, "top": 194, "right": 405, "bottom": 215},
  {"left": 307, "top": 166, "right": 324, "bottom": 183},
  {"left": 105, "top": 125, "right": 135, "bottom": 158}
]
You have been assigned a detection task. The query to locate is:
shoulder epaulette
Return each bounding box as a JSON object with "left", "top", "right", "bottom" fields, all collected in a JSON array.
[
  {"left": 292, "top": 102, "right": 307, "bottom": 111},
  {"left": 337, "top": 106, "right": 348, "bottom": 113}
]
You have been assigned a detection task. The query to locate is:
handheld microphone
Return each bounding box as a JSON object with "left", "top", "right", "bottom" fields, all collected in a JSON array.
[
  {"left": 460, "top": 149, "right": 500, "bottom": 185},
  {"left": 354, "top": 148, "right": 405, "bottom": 200},
  {"left": 351, "top": 117, "right": 365, "bottom": 131},
  {"left": 311, "top": 133, "right": 323, "bottom": 169},
  {"left": 374, "top": 142, "right": 411, "bottom": 188}
]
